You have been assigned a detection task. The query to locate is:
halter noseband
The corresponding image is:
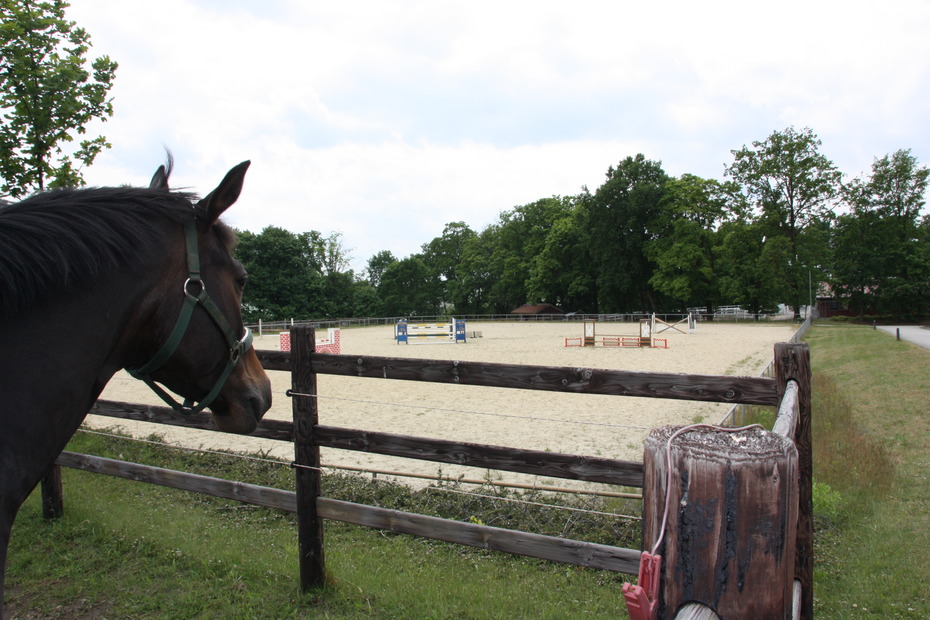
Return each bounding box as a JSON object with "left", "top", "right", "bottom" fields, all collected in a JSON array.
[{"left": 127, "top": 215, "right": 253, "bottom": 415}]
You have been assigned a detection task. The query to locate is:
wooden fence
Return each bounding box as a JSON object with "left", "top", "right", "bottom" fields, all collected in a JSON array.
[{"left": 42, "top": 326, "right": 812, "bottom": 619}]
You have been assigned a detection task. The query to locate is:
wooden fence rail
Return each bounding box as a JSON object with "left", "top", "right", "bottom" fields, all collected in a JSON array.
[{"left": 45, "top": 326, "right": 811, "bottom": 619}]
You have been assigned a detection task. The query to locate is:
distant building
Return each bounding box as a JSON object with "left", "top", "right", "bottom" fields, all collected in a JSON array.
[
  {"left": 511, "top": 303, "right": 564, "bottom": 315},
  {"left": 815, "top": 284, "right": 866, "bottom": 318},
  {"left": 816, "top": 296, "right": 860, "bottom": 318}
]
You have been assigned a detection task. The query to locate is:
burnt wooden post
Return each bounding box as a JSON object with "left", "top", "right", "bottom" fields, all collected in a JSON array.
[
  {"left": 291, "top": 326, "right": 325, "bottom": 588},
  {"left": 643, "top": 425, "right": 798, "bottom": 619},
  {"left": 775, "top": 342, "right": 813, "bottom": 620},
  {"left": 40, "top": 464, "right": 64, "bottom": 519}
]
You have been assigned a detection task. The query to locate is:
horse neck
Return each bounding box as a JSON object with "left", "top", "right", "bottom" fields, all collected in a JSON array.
[{"left": 1, "top": 257, "right": 176, "bottom": 422}]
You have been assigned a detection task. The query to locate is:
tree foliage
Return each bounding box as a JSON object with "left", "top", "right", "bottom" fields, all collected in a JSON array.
[
  {"left": 230, "top": 132, "right": 929, "bottom": 323},
  {"left": 420, "top": 221, "right": 476, "bottom": 311},
  {"left": 646, "top": 174, "right": 730, "bottom": 312},
  {"left": 526, "top": 198, "right": 594, "bottom": 311},
  {"left": 715, "top": 220, "right": 790, "bottom": 314},
  {"left": 235, "top": 227, "right": 325, "bottom": 321},
  {"left": 365, "top": 250, "right": 397, "bottom": 289},
  {"left": 585, "top": 154, "right": 669, "bottom": 312},
  {"left": 0, "top": 0, "right": 117, "bottom": 198},
  {"left": 379, "top": 256, "right": 440, "bottom": 317},
  {"left": 725, "top": 127, "right": 841, "bottom": 317},
  {"left": 833, "top": 149, "right": 930, "bottom": 318}
]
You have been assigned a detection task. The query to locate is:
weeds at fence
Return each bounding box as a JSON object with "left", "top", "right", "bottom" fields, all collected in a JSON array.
[
  {"left": 730, "top": 370, "right": 894, "bottom": 532},
  {"left": 63, "top": 429, "right": 643, "bottom": 548}
]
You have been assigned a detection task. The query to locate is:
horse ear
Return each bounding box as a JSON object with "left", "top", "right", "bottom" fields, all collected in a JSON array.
[
  {"left": 149, "top": 166, "right": 170, "bottom": 190},
  {"left": 149, "top": 152, "right": 174, "bottom": 190},
  {"left": 195, "top": 160, "right": 251, "bottom": 224}
]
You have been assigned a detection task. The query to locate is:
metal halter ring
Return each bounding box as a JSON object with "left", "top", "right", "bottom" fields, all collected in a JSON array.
[{"left": 183, "top": 277, "right": 205, "bottom": 300}]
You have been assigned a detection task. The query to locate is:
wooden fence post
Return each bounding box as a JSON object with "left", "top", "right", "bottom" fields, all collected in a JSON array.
[
  {"left": 291, "top": 326, "right": 325, "bottom": 589},
  {"left": 40, "top": 464, "right": 64, "bottom": 519},
  {"left": 774, "top": 342, "right": 813, "bottom": 620},
  {"left": 643, "top": 426, "right": 798, "bottom": 618}
]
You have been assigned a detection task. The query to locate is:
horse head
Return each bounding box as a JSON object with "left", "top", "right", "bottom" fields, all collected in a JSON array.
[{"left": 129, "top": 160, "right": 272, "bottom": 434}]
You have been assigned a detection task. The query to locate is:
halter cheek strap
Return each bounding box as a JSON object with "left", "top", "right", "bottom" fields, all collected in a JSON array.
[{"left": 127, "top": 216, "right": 253, "bottom": 415}]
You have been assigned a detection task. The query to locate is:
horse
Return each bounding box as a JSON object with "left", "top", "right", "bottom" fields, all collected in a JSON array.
[{"left": 0, "top": 158, "right": 273, "bottom": 617}]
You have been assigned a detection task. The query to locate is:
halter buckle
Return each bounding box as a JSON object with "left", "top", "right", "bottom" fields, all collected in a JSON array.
[{"left": 230, "top": 327, "right": 252, "bottom": 363}]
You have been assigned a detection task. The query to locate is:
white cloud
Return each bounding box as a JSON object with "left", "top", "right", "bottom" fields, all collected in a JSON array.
[{"left": 65, "top": 0, "right": 930, "bottom": 270}]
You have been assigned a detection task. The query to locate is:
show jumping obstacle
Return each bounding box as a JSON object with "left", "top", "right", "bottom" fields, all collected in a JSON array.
[
  {"left": 566, "top": 318, "right": 668, "bottom": 349},
  {"left": 280, "top": 328, "right": 341, "bottom": 354},
  {"left": 395, "top": 318, "right": 467, "bottom": 344},
  {"left": 565, "top": 314, "right": 696, "bottom": 349},
  {"left": 652, "top": 313, "right": 696, "bottom": 335}
]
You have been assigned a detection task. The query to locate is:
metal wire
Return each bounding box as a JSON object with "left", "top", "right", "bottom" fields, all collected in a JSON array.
[
  {"left": 286, "top": 390, "right": 654, "bottom": 431},
  {"left": 76, "top": 427, "right": 322, "bottom": 471}
]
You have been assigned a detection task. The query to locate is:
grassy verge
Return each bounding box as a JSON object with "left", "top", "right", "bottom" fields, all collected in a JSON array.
[
  {"left": 802, "top": 323, "right": 929, "bottom": 619},
  {"left": 7, "top": 431, "right": 640, "bottom": 618}
]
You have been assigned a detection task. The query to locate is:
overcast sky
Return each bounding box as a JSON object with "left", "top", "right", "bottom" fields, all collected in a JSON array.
[{"left": 67, "top": 1, "right": 930, "bottom": 271}]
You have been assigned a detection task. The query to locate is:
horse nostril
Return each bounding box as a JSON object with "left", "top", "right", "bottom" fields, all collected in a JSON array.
[{"left": 250, "top": 390, "right": 271, "bottom": 420}]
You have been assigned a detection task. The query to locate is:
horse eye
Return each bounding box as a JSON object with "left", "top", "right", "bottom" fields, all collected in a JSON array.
[{"left": 237, "top": 275, "right": 249, "bottom": 290}]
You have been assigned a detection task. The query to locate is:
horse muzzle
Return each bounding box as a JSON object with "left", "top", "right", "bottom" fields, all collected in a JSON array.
[{"left": 209, "top": 350, "right": 272, "bottom": 434}]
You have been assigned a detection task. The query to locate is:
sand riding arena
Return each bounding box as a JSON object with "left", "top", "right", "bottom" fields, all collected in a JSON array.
[{"left": 91, "top": 321, "right": 797, "bottom": 490}]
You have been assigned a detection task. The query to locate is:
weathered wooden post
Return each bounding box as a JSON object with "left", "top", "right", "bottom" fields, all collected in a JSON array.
[
  {"left": 775, "top": 342, "right": 813, "bottom": 620},
  {"left": 642, "top": 425, "right": 799, "bottom": 619},
  {"left": 40, "top": 464, "right": 64, "bottom": 519},
  {"left": 291, "top": 326, "right": 325, "bottom": 588}
]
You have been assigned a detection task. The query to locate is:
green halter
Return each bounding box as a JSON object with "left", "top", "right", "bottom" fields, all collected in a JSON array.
[{"left": 127, "top": 216, "right": 253, "bottom": 415}]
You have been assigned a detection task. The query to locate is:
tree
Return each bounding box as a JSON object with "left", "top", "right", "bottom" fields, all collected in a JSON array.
[
  {"left": 420, "top": 221, "right": 476, "bottom": 311},
  {"left": 379, "top": 256, "right": 441, "bottom": 316},
  {"left": 365, "top": 250, "right": 397, "bottom": 288},
  {"left": 350, "top": 279, "right": 382, "bottom": 317},
  {"left": 0, "top": 0, "right": 117, "bottom": 198},
  {"left": 834, "top": 149, "right": 930, "bottom": 317},
  {"left": 584, "top": 154, "right": 669, "bottom": 312},
  {"left": 715, "top": 220, "right": 790, "bottom": 314},
  {"left": 526, "top": 195, "right": 595, "bottom": 311},
  {"left": 300, "top": 230, "right": 358, "bottom": 317},
  {"left": 862, "top": 149, "right": 929, "bottom": 240},
  {"left": 725, "top": 127, "right": 841, "bottom": 317},
  {"left": 831, "top": 209, "right": 883, "bottom": 317},
  {"left": 451, "top": 197, "right": 576, "bottom": 314},
  {"left": 646, "top": 174, "right": 730, "bottom": 312},
  {"left": 320, "top": 269, "right": 357, "bottom": 318},
  {"left": 486, "top": 197, "right": 574, "bottom": 311},
  {"left": 235, "top": 226, "right": 325, "bottom": 321},
  {"left": 302, "top": 230, "right": 352, "bottom": 277},
  {"left": 455, "top": 228, "right": 499, "bottom": 314}
]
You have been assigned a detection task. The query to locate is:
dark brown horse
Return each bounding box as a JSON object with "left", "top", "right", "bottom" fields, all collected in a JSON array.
[{"left": 0, "top": 159, "right": 272, "bottom": 617}]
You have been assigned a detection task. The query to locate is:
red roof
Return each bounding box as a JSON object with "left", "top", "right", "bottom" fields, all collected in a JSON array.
[{"left": 511, "top": 304, "right": 564, "bottom": 314}]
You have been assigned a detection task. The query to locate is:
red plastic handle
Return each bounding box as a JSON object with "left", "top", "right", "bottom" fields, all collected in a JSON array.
[{"left": 623, "top": 553, "right": 662, "bottom": 620}]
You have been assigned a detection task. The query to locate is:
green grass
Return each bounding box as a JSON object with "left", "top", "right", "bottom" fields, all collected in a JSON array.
[
  {"left": 802, "top": 323, "right": 930, "bottom": 619},
  {"left": 7, "top": 432, "right": 639, "bottom": 618}
]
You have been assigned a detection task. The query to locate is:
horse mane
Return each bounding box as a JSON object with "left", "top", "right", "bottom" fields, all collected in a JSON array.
[{"left": 0, "top": 186, "right": 202, "bottom": 319}]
